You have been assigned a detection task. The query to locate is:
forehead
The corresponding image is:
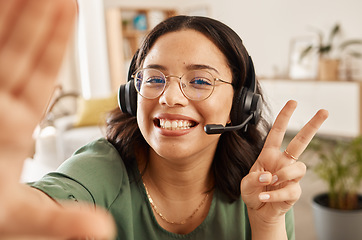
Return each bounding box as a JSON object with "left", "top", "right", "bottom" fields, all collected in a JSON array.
[{"left": 142, "top": 30, "right": 230, "bottom": 73}]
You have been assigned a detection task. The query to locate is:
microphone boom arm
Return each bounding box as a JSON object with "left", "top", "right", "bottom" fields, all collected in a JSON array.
[{"left": 204, "top": 113, "right": 254, "bottom": 134}]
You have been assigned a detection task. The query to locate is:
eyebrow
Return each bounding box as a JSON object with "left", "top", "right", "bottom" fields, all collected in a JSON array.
[
  {"left": 186, "top": 64, "right": 220, "bottom": 74},
  {"left": 144, "top": 64, "right": 167, "bottom": 71},
  {"left": 144, "top": 64, "right": 220, "bottom": 74}
]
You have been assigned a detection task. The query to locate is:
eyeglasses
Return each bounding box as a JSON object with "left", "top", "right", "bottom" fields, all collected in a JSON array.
[{"left": 133, "top": 68, "right": 232, "bottom": 101}]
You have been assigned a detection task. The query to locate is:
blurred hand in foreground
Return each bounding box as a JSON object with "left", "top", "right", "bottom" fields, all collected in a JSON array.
[{"left": 0, "top": 1, "right": 116, "bottom": 239}]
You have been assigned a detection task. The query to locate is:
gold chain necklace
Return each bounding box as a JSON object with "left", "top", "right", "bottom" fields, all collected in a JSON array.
[{"left": 143, "top": 181, "right": 209, "bottom": 225}]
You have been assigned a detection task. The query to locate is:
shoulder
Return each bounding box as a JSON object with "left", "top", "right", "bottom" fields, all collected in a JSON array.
[
  {"left": 50, "top": 138, "right": 130, "bottom": 207},
  {"left": 68, "top": 137, "right": 120, "bottom": 159},
  {"left": 58, "top": 138, "right": 125, "bottom": 178}
]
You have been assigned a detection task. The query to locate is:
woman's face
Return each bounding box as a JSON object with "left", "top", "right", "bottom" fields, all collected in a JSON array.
[{"left": 137, "top": 29, "right": 234, "bottom": 164}]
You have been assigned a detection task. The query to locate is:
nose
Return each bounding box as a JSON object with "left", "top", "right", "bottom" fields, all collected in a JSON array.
[{"left": 159, "top": 76, "right": 188, "bottom": 107}]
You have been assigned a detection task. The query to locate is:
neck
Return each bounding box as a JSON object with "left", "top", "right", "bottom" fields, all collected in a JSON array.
[
  {"left": 138, "top": 148, "right": 215, "bottom": 201},
  {"left": 137, "top": 148, "right": 215, "bottom": 234}
]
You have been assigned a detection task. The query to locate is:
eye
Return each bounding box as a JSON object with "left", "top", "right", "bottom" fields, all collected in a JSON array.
[
  {"left": 189, "top": 77, "right": 212, "bottom": 89},
  {"left": 145, "top": 76, "right": 165, "bottom": 84},
  {"left": 193, "top": 78, "right": 211, "bottom": 85}
]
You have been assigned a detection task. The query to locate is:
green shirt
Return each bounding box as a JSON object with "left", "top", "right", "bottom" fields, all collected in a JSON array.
[{"left": 31, "top": 138, "right": 295, "bottom": 240}]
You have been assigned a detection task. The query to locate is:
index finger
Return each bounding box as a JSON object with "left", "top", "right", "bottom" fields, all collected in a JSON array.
[{"left": 263, "top": 100, "right": 298, "bottom": 150}]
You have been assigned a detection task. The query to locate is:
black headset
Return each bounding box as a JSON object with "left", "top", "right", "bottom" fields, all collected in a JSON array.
[
  {"left": 118, "top": 51, "right": 138, "bottom": 117},
  {"left": 118, "top": 51, "right": 262, "bottom": 134}
]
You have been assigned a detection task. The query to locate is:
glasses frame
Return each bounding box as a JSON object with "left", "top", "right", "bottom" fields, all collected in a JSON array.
[{"left": 132, "top": 68, "right": 233, "bottom": 101}]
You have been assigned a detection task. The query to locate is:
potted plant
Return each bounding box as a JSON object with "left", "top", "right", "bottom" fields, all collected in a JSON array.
[
  {"left": 300, "top": 23, "right": 362, "bottom": 81},
  {"left": 306, "top": 136, "right": 362, "bottom": 240}
]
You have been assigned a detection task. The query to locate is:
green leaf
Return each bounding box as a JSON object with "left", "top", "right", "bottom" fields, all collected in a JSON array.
[
  {"left": 328, "top": 23, "right": 340, "bottom": 45},
  {"left": 340, "top": 39, "right": 362, "bottom": 50},
  {"left": 299, "top": 45, "right": 314, "bottom": 61},
  {"left": 319, "top": 45, "right": 331, "bottom": 54},
  {"left": 307, "top": 135, "right": 362, "bottom": 209}
]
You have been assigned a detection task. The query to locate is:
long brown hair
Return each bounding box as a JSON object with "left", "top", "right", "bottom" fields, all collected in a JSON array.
[{"left": 106, "top": 15, "right": 270, "bottom": 202}]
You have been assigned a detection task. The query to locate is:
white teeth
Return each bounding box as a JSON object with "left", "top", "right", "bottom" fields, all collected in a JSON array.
[
  {"left": 164, "top": 120, "right": 171, "bottom": 129},
  {"left": 159, "top": 119, "right": 193, "bottom": 130}
]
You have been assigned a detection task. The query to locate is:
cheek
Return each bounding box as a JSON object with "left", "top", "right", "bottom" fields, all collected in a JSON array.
[
  {"left": 203, "top": 93, "right": 234, "bottom": 124},
  {"left": 136, "top": 98, "right": 153, "bottom": 132}
]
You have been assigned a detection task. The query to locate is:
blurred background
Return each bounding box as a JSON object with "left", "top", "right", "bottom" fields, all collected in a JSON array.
[{"left": 24, "top": 1, "right": 362, "bottom": 239}]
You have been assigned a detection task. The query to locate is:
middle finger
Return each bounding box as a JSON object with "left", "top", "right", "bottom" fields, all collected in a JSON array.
[{"left": 285, "top": 109, "right": 329, "bottom": 159}]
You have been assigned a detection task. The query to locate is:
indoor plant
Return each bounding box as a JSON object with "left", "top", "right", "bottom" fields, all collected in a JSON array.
[
  {"left": 300, "top": 23, "right": 362, "bottom": 80},
  {"left": 306, "top": 136, "right": 362, "bottom": 239}
]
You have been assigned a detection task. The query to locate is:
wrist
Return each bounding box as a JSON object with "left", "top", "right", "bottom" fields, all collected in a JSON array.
[{"left": 248, "top": 209, "right": 287, "bottom": 240}]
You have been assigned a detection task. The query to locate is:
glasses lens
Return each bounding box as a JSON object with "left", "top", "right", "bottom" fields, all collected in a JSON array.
[
  {"left": 134, "top": 69, "right": 166, "bottom": 99},
  {"left": 182, "top": 70, "right": 214, "bottom": 100}
]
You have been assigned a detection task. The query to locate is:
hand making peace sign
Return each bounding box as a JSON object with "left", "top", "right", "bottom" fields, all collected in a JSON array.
[{"left": 241, "top": 100, "right": 328, "bottom": 231}]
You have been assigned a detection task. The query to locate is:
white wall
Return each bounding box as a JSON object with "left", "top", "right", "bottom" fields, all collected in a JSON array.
[
  {"left": 105, "top": 0, "right": 362, "bottom": 80},
  {"left": 206, "top": 0, "right": 362, "bottom": 78},
  {"left": 77, "top": 0, "right": 112, "bottom": 98}
]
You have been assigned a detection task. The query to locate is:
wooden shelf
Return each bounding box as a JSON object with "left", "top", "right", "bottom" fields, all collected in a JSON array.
[
  {"left": 120, "top": 8, "right": 177, "bottom": 59},
  {"left": 105, "top": 7, "right": 177, "bottom": 89},
  {"left": 122, "top": 30, "right": 148, "bottom": 38}
]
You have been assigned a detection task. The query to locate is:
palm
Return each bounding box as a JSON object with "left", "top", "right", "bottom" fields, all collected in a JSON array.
[
  {"left": 241, "top": 100, "right": 329, "bottom": 221},
  {"left": 0, "top": 1, "right": 115, "bottom": 239},
  {"left": 0, "top": 0, "right": 75, "bottom": 166}
]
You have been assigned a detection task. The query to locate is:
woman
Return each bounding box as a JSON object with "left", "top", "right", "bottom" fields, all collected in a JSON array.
[{"left": 0, "top": 0, "right": 328, "bottom": 239}]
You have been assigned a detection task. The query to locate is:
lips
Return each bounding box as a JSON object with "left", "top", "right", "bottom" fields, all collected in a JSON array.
[{"left": 154, "top": 118, "right": 198, "bottom": 130}]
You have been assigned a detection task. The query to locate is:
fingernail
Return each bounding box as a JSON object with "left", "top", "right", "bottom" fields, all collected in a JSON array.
[
  {"left": 259, "top": 174, "right": 269, "bottom": 183},
  {"left": 271, "top": 175, "right": 278, "bottom": 185},
  {"left": 259, "top": 193, "right": 270, "bottom": 201}
]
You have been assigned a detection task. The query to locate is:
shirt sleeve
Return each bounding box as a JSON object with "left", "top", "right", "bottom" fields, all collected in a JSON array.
[
  {"left": 30, "top": 138, "right": 126, "bottom": 209},
  {"left": 285, "top": 208, "right": 296, "bottom": 240}
]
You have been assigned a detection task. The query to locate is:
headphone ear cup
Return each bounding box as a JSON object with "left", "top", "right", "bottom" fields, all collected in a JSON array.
[
  {"left": 230, "top": 87, "right": 262, "bottom": 126},
  {"left": 231, "top": 87, "right": 247, "bottom": 126},
  {"left": 230, "top": 56, "right": 262, "bottom": 129},
  {"left": 118, "top": 79, "right": 137, "bottom": 116},
  {"left": 249, "top": 93, "right": 262, "bottom": 124},
  {"left": 118, "top": 84, "right": 126, "bottom": 113}
]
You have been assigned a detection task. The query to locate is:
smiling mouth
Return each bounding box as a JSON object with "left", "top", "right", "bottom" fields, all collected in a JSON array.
[{"left": 154, "top": 118, "right": 198, "bottom": 130}]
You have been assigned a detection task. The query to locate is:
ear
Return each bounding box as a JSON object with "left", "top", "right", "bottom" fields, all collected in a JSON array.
[{"left": 226, "top": 118, "right": 232, "bottom": 125}]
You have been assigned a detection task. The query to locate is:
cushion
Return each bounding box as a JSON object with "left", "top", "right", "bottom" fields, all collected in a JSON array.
[{"left": 74, "top": 94, "right": 118, "bottom": 127}]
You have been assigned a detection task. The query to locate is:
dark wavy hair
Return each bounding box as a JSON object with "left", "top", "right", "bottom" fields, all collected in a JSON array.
[{"left": 106, "top": 15, "right": 271, "bottom": 202}]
